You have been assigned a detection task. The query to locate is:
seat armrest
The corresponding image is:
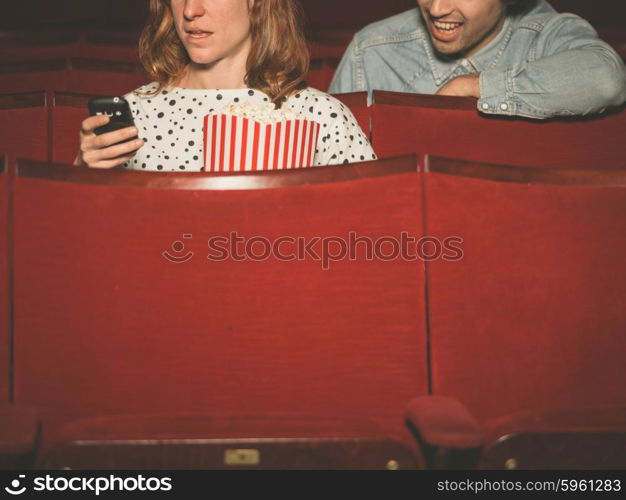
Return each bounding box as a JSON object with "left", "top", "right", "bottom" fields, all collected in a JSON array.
[{"left": 406, "top": 396, "right": 483, "bottom": 469}]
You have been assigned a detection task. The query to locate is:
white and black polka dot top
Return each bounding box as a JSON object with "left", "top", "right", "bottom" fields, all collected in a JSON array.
[{"left": 122, "top": 83, "right": 376, "bottom": 172}]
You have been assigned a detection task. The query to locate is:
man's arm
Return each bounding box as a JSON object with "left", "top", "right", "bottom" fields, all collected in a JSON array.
[
  {"left": 444, "top": 15, "right": 626, "bottom": 119},
  {"left": 437, "top": 74, "right": 480, "bottom": 98}
]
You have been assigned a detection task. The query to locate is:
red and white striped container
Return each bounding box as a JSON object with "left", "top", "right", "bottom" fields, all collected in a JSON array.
[{"left": 203, "top": 114, "right": 321, "bottom": 172}]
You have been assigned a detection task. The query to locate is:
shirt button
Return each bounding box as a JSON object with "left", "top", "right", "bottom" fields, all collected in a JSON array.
[
  {"left": 500, "top": 103, "right": 509, "bottom": 111},
  {"left": 481, "top": 103, "right": 489, "bottom": 110}
]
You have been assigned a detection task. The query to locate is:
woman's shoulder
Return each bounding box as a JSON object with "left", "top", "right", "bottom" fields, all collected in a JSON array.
[
  {"left": 295, "top": 87, "right": 344, "bottom": 104},
  {"left": 286, "top": 87, "right": 355, "bottom": 118},
  {"left": 123, "top": 82, "right": 161, "bottom": 104}
]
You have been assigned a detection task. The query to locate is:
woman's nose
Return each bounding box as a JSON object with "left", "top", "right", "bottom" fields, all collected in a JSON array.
[{"left": 183, "top": 0, "right": 206, "bottom": 20}]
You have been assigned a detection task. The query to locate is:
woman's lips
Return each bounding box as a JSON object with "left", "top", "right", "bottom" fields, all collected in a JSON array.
[
  {"left": 429, "top": 19, "right": 464, "bottom": 42},
  {"left": 186, "top": 31, "right": 213, "bottom": 41}
]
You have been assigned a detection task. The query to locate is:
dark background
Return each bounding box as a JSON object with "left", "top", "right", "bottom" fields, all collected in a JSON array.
[{"left": 2, "top": 0, "right": 624, "bottom": 31}]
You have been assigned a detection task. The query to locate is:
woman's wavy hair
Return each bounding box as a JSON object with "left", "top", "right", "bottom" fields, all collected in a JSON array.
[{"left": 138, "top": 0, "right": 309, "bottom": 107}]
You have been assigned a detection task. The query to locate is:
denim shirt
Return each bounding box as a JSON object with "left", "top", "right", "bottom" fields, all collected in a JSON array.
[{"left": 329, "top": 0, "right": 626, "bottom": 119}]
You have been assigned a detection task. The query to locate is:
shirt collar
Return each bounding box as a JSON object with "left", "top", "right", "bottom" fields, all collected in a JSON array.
[{"left": 422, "top": 17, "right": 513, "bottom": 86}]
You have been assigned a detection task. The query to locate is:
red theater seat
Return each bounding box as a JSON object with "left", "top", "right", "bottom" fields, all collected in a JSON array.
[
  {"left": 332, "top": 91, "right": 369, "bottom": 140},
  {"left": 66, "top": 58, "right": 148, "bottom": 96},
  {"left": 78, "top": 30, "right": 141, "bottom": 63},
  {"left": 0, "top": 92, "right": 48, "bottom": 161},
  {"left": 10, "top": 155, "right": 428, "bottom": 468},
  {"left": 306, "top": 59, "right": 336, "bottom": 93},
  {"left": 49, "top": 91, "right": 368, "bottom": 167},
  {"left": 400, "top": 158, "right": 626, "bottom": 469},
  {"left": 371, "top": 91, "right": 626, "bottom": 169},
  {"left": 423, "top": 155, "right": 626, "bottom": 435},
  {"left": 0, "top": 158, "right": 9, "bottom": 405},
  {"left": 406, "top": 396, "right": 626, "bottom": 469},
  {"left": 0, "top": 60, "right": 67, "bottom": 94},
  {"left": 0, "top": 30, "right": 80, "bottom": 62},
  {"left": 50, "top": 92, "right": 89, "bottom": 165}
]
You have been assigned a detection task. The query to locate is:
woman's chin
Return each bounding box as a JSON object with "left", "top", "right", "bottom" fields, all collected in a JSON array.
[{"left": 187, "top": 50, "right": 220, "bottom": 67}]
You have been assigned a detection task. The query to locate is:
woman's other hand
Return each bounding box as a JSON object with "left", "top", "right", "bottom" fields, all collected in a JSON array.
[{"left": 74, "top": 115, "right": 144, "bottom": 168}]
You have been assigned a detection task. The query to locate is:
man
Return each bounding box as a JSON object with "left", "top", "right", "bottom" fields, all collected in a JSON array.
[{"left": 329, "top": 0, "right": 626, "bottom": 118}]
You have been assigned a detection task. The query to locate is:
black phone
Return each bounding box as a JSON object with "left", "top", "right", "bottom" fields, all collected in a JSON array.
[{"left": 88, "top": 96, "right": 136, "bottom": 137}]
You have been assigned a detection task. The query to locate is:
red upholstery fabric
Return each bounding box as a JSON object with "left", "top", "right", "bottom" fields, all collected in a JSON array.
[
  {"left": 66, "top": 68, "right": 148, "bottom": 96},
  {"left": 0, "top": 66, "right": 67, "bottom": 94},
  {"left": 308, "top": 42, "right": 348, "bottom": 61},
  {"left": 51, "top": 94, "right": 89, "bottom": 165},
  {"left": 0, "top": 46, "right": 77, "bottom": 63},
  {"left": 0, "top": 93, "right": 48, "bottom": 161},
  {"left": 306, "top": 64, "right": 336, "bottom": 93},
  {"left": 0, "top": 162, "right": 8, "bottom": 403},
  {"left": 78, "top": 45, "right": 139, "bottom": 63},
  {"left": 13, "top": 157, "right": 428, "bottom": 442},
  {"left": 332, "top": 92, "right": 369, "bottom": 140},
  {"left": 49, "top": 414, "right": 388, "bottom": 443},
  {"left": 425, "top": 158, "right": 626, "bottom": 422},
  {"left": 371, "top": 92, "right": 626, "bottom": 169}
]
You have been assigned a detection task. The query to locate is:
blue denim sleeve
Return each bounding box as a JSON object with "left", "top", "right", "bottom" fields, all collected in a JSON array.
[
  {"left": 329, "top": 38, "right": 361, "bottom": 95},
  {"left": 478, "top": 14, "right": 626, "bottom": 119}
]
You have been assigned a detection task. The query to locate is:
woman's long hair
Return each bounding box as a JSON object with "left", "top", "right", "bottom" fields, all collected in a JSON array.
[{"left": 138, "top": 0, "right": 309, "bottom": 107}]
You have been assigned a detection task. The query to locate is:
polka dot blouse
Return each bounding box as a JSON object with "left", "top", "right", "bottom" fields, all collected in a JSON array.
[{"left": 122, "top": 84, "right": 376, "bottom": 172}]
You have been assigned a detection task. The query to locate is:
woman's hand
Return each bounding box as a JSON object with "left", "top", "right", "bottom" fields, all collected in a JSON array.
[{"left": 74, "top": 115, "right": 144, "bottom": 168}]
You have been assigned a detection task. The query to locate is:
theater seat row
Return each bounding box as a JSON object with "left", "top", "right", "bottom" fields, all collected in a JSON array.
[
  {"left": 0, "top": 56, "right": 342, "bottom": 97},
  {"left": 1, "top": 89, "right": 624, "bottom": 170},
  {"left": 1, "top": 154, "right": 625, "bottom": 469},
  {"left": 0, "top": 90, "right": 368, "bottom": 166},
  {"left": 0, "top": 27, "right": 353, "bottom": 64}
]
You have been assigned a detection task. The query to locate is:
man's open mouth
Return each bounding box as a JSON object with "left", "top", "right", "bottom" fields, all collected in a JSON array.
[
  {"left": 433, "top": 21, "right": 463, "bottom": 32},
  {"left": 429, "top": 18, "right": 464, "bottom": 42}
]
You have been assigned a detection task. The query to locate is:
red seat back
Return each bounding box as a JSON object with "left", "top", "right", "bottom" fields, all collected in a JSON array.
[
  {"left": 332, "top": 92, "right": 369, "bottom": 140},
  {"left": 0, "top": 60, "right": 67, "bottom": 94},
  {"left": 306, "top": 60, "right": 336, "bottom": 93},
  {"left": 0, "top": 31, "right": 80, "bottom": 63},
  {"left": 66, "top": 58, "right": 148, "bottom": 96},
  {"left": 78, "top": 31, "right": 140, "bottom": 63},
  {"left": 0, "top": 157, "right": 9, "bottom": 403},
  {"left": 424, "top": 156, "right": 626, "bottom": 422},
  {"left": 13, "top": 156, "right": 428, "bottom": 437},
  {"left": 371, "top": 91, "right": 626, "bottom": 169},
  {"left": 51, "top": 92, "right": 89, "bottom": 165},
  {"left": 0, "top": 92, "right": 48, "bottom": 161}
]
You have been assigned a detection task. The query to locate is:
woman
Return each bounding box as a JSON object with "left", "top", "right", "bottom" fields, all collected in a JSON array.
[{"left": 75, "top": 0, "right": 376, "bottom": 171}]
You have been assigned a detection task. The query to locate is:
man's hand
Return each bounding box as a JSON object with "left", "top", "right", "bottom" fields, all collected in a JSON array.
[{"left": 436, "top": 74, "right": 481, "bottom": 98}]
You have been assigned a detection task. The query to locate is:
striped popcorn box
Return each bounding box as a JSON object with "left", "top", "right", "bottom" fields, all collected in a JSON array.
[{"left": 203, "top": 105, "right": 321, "bottom": 172}]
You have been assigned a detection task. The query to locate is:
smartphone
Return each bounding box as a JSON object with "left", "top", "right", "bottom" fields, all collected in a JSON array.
[{"left": 88, "top": 96, "right": 136, "bottom": 139}]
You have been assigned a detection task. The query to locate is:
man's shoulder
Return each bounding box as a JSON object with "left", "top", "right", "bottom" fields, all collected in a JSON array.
[
  {"left": 510, "top": 0, "right": 588, "bottom": 33},
  {"left": 352, "top": 8, "right": 424, "bottom": 49}
]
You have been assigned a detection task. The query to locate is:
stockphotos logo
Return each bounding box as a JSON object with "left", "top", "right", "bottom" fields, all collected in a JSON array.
[
  {"left": 3, "top": 474, "right": 172, "bottom": 496},
  {"left": 4, "top": 475, "right": 26, "bottom": 496}
]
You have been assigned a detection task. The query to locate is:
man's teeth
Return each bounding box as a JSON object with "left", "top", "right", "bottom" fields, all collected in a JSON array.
[{"left": 433, "top": 21, "right": 462, "bottom": 32}]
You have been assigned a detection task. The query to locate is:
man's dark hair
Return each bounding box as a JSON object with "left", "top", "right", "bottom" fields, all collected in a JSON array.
[{"left": 506, "top": 0, "right": 538, "bottom": 15}]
